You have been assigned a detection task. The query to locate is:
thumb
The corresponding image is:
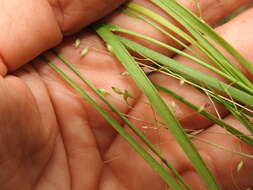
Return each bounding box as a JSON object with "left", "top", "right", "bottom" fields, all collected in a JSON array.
[{"left": 0, "top": 0, "right": 125, "bottom": 75}]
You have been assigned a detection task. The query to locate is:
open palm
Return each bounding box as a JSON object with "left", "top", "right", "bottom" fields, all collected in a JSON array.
[{"left": 1, "top": 0, "right": 253, "bottom": 190}]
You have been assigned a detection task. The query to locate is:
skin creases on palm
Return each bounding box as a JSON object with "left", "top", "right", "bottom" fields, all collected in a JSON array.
[{"left": 1, "top": 0, "right": 253, "bottom": 190}]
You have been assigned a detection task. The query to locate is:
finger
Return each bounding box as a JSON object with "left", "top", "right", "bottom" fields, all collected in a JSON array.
[
  {"left": 105, "top": 5, "right": 253, "bottom": 190},
  {"left": 0, "top": 74, "right": 58, "bottom": 189},
  {"left": 0, "top": 0, "right": 62, "bottom": 74},
  {"left": 48, "top": 0, "right": 126, "bottom": 35},
  {"left": 106, "top": 0, "right": 252, "bottom": 56},
  {"left": 0, "top": 0, "right": 125, "bottom": 75}
]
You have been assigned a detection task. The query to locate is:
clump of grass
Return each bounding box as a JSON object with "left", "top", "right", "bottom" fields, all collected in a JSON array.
[{"left": 42, "top": 0, "right": 253, "bottom": 189}]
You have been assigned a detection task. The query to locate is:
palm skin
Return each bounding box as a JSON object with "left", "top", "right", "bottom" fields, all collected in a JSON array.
[{"left": 1, "top": 0, "right": 253, "bottom": 190}]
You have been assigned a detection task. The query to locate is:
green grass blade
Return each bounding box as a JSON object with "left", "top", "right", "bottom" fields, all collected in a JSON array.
[
  {"left": 95, "top": 22, "right": 222, "bottom": 190},
  {"left": 126, "top": 2, "right": 198, "bottom": 47},
  {"left": 122, "top": 8, "right": 200, "bottom": 59},
  {"left": 211, "top": 95, "right": 253, "bottom": 135},
  {"left": 41, "top": 55, "right": 184, "bottom": 190},
  {"left": 226, "top": 105, "right": 253, "bottom": 135},
  {"left": 118, "top": 36, "right": 253, "bottom": 108},
  {"left": 155, "top": 84, "right": 253, "bottom": 146},
  {"left": 190, "top": 136, "right": 253, "bottom": 159},
  {"left": 126, "top": 2, "right": 209, "bottom": 59}
]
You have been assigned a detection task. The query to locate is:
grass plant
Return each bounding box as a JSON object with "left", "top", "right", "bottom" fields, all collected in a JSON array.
[{"left": 42, "top": 0, "right": 253, "bottom": 189}]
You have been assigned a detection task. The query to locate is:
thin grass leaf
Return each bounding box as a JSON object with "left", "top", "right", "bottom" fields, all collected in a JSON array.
[
  {"left": 122, "top": 7, "right": 200, "bottom": 59},
  {"left": 118, "top": 36, "right": 253, "bottom": 108},
  {"left": 51, "top": 50, "right": 190, "bottom": 190},
  {"left": 190, "top": 136, "right": 253, "bottom": 159},
  {"left": 41, "top": 55, "right": 184, "bottom": 190},
  {"left": 155, "top": 84, "right": 253, "bottom": 146},
  {"left": 211, "top": 95, "right": 253, "bottom": 135},
  {"left": 126, "top": 2, "right": 203, "bottom": 53},
  {"left": 95, "top": 22, "right": 221, "bottom": 190}
]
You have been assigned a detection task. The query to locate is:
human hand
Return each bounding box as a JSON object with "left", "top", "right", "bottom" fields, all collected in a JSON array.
[
  {"left": 1, "top": 0, "right": 253, "bottom": 190},
  {"left": 0, "top": 0, "right": 125, "bottom": 75}
]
